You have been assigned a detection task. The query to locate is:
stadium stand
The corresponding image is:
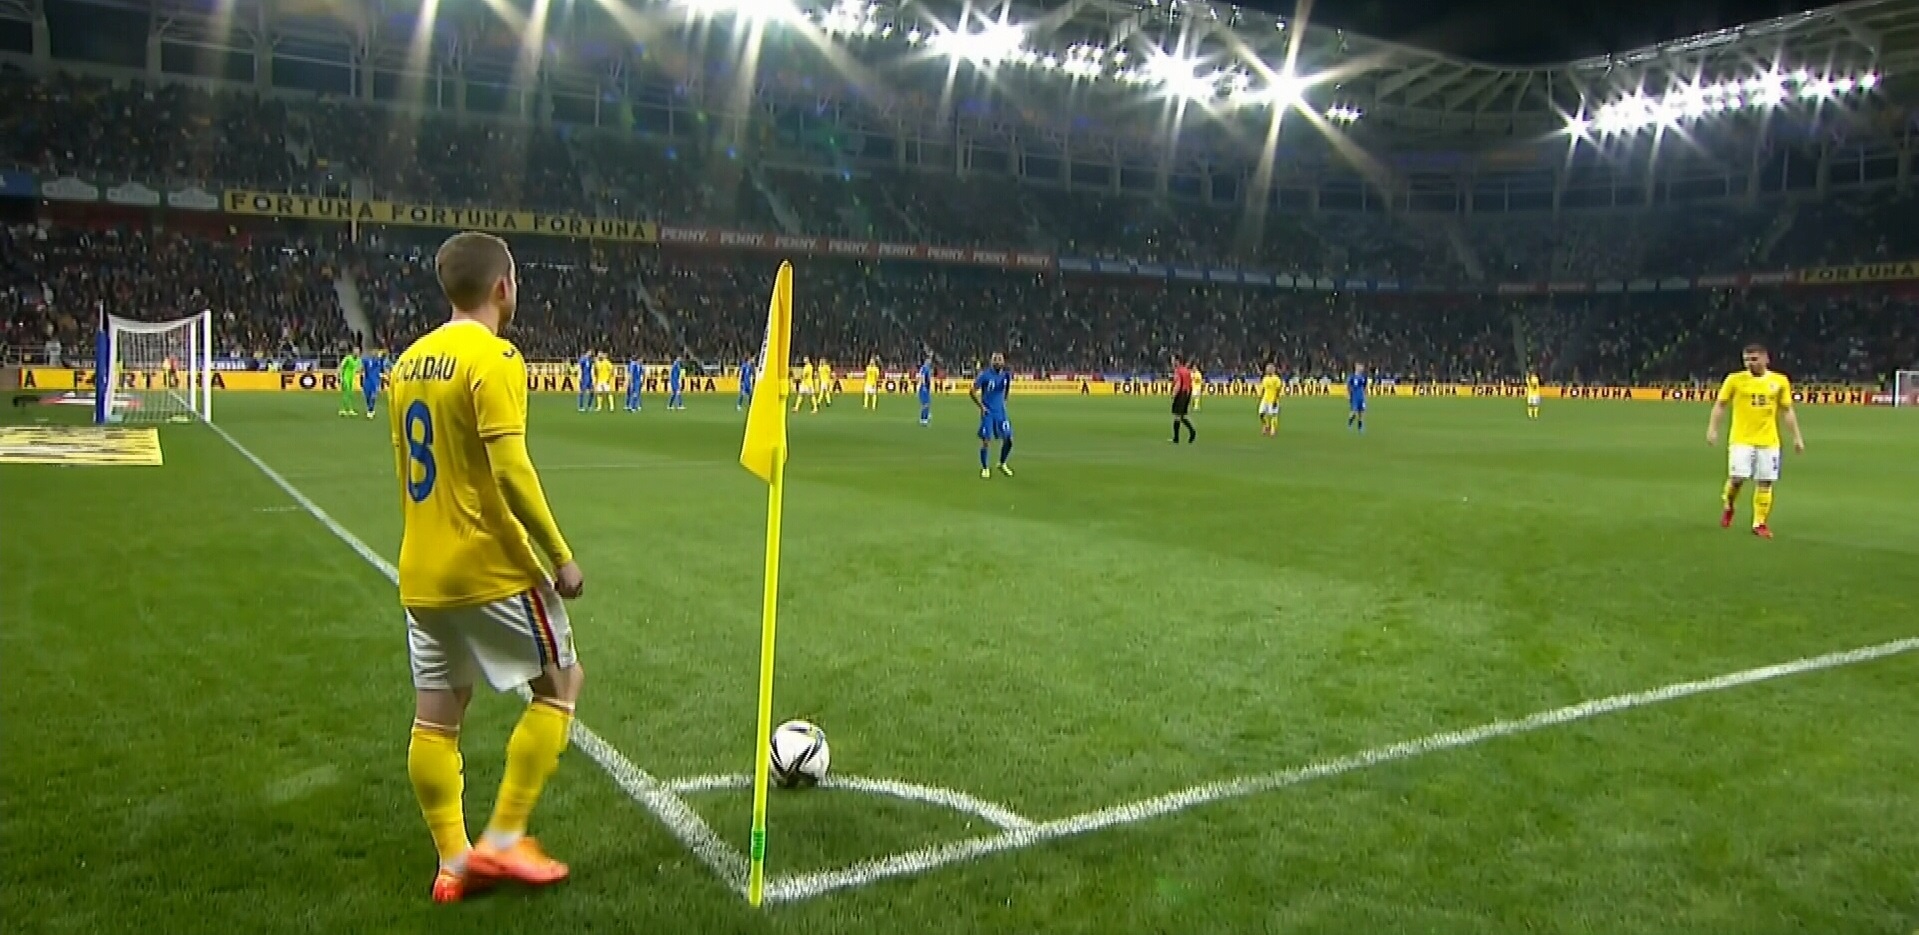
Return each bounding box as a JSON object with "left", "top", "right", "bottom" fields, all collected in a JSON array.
[{"left": 3, "top": 67, "right": 1917, "bottom": 384}]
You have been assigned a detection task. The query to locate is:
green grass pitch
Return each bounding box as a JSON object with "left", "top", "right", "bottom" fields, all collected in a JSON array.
[{"left": 4, "top": 391, "right": 1916, "bottom": 934}]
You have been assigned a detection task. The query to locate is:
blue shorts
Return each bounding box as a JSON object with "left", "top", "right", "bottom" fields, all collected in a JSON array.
[
  {"left": 1349, "top": 398, "right": 1366, "bottom": 413},
  {"left": 977, "top": 413, "right": 1012, "bottom": 441}
]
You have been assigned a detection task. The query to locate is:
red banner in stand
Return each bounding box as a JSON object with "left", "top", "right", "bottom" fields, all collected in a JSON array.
[{"left": 655, "top": 226, "right": 1054, "bottom": 271}]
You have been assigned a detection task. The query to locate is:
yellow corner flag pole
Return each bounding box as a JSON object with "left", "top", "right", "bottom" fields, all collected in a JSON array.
[{"left": 740, "top": 261, "right": 793, "bottom": 907}]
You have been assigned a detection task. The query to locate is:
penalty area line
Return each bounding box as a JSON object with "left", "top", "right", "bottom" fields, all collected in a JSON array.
[
  {"left": 207, "top": 422, "right": 749, "bottom": 894},
  {"left": 763, "top": 634, "right": 1919, "bottom": 903}
]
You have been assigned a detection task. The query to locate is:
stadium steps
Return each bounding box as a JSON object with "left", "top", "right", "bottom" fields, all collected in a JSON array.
[
  {"left": 1438, "top": 216, "right": 1486, "bottom": 281},
  {"left": 332, "top": 275, "right": 373, "bottom": 347},
  {"left": 747, "top": 166, "right": 806, "bottom": 234},
  {"left": 1757, "top": 203, "right": 1799, "bottom": 265}
]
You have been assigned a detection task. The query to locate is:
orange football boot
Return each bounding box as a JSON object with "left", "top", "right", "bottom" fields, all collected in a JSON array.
[
  {"left": 430, "top": 865, "right": 495, "bottom": 904},
  {"left": 467, "top": 837, "right": 569, "bottom": 888}
]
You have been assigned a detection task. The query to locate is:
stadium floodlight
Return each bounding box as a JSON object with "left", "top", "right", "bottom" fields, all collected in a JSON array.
[
  {"left": 1062, "top": 57, "right": 1104, "bottom": 78},
  {"left": 1325, "top": 104, "right": 1362, "bottom": 123},
  {"left": 1860, "top": 72, "right": 1881, "bottom": 89},
  {"left": 904, "top": 26, "right": 924, "bottom": 44},
  {"left": 1226, "top": 69, "right": 1302, "bottom": 107},
  {"left": 928, "top": 21, "right": 1027, "bottom": 65},
  {"left": 1141, "top": 51, "right": 1218, "bottom": 100}
]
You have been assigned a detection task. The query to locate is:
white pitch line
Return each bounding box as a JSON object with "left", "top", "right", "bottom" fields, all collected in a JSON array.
[
  {"left": 207, "top": 422, "right": 749, "bottom": 893},
  {"left": 763, "top": 634, "right": 1919, "bottom": 903},
  {"left": 667, "top": 773, "right": 1035, "bottom": 831}
]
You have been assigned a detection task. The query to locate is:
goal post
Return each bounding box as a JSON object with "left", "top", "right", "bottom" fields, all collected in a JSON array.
[
  {"left": 98, "top": 311, "right": 213, "bottom": 425},
  {"left": 1896, "top": 370, "right": 1919, "bottom": 408}
]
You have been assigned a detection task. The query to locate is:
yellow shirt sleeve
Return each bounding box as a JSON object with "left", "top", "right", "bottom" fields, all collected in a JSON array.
[
  {"left": 1776, "top": 375, "right": 1794, "bottom": 410},
  {"left": 1716, "top": 374, "right": 1739, "bottom": 404},
  {"left": 475, "top": 348, "right": 529, "bottom": 441},
  {"left": 472, "top": 348, "right": 571, "bottom": 567},
  {"left": 485, "top": 433, "right": 573, "bottom": 568}
]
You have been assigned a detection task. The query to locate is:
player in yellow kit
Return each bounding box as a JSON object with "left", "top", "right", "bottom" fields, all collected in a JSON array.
[
  {"left": 792, "top": 357, "right": 819, "bottom": 413},
  {"left": 1191, "top": 365, "right": 1203, "bottom": 411},
  {"left": 1706, "top": 344, "right": 1805, "bottom": 539},
  {"left": 1257, "top": 364, "right": 1283, "bottom": 436},
  {"left": 864, "top": 356, "right": 882, "bottom": 410},
  {"left": 1525, "top": 372, "right": 1542, "bottom": 420},
  {"left": 592, "top": 353, "right": 615, "bottom": 412},
  {"left": 388, "top": 232, "right": 585, "bottom": 903},
  {"left": 819, "top": 359, "right": 835, "bottom": 406}
]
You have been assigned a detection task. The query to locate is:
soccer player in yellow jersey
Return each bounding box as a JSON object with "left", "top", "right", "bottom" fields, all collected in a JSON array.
[
  {"left": 388, "top": 232, "right": 586, "bottom": 903},
  {"left": 1191, "top": 366, "right": 1204, "bottom": 411},
  {"left": 792, "top": 357, "right": 820, "bottom": 413},
  {"left": 819, "top": 359, "right": 835, "bottom": 406},
  {"left": 1706, "top": 343, "right": 1805, "bottom": 539},
  {"left": 1257, "top": 364, "right": 1283, "bottom": 436},
  {"left": 1525, "top": 372, "right": 1542, "bottom": 420},
  {"left": 864, "top": 356, "right": 882, "bottom": 410},
  {"left": 592, "top": 353, "right": 615, "bottom": 412}
]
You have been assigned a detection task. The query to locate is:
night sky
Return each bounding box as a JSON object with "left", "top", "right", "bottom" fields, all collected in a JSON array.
[{"left": 1253, "top": 0, "right": 1821, "bottom": 65}]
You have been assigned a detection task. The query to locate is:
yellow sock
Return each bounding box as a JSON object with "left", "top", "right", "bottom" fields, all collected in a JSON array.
[
  {"left": 486, "top": 700, "right": 573, "bottom": 842},
  {"left": 408, "top": 722, "right": 469, "bottom": 867},
  {"left": 1754, "top": 487, "right": 1774, "bottom": 526},
  {"left": 1722, "top": 480, "right": 1739, "bottom": 506}
]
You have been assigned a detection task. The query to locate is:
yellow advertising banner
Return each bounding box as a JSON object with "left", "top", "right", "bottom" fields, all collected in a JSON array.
[
  {"left": 1793, "top": 259, "right": 1919, "bottom": 286},
  {"left": 16, "top": 369, "right": 1887, "bottom": 406},
  {"left": 222, "top": 190, "right": 658, "bottom": 243}
]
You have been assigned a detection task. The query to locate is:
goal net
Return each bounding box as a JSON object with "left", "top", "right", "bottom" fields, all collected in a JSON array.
[
  {"left": 99, "top": 311, "right": 213, "bottom": 424},
  {"left": 1896, "top": 370, "right": 1919, "bottom": 408}
]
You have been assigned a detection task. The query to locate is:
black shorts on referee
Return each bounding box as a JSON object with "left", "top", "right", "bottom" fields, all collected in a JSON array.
[{"left": 1171, "top": 390, "right": 1193, "bottom": 416}]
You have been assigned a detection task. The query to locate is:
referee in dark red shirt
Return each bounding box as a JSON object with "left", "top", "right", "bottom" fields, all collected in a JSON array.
[{"left": 1170, "top": 356, "right": 1197, "bottom": 444}]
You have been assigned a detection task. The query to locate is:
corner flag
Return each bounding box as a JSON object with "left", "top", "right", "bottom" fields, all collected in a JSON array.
[
  {"left": 741, "top": 262, "right": 792, "bottom": 906},
  {"left": 740, "top": 262, "right": 791, "bottom": 482}
]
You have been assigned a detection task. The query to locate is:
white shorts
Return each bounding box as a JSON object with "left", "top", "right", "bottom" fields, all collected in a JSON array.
[
  {"left": 1728, "top": 444, "right": 1781, "bottom": 483},
  {"left": 1526, "top": 393, "right": 1541, "bottom": 407},
  {"left": 594, "top": 381, "right": 611, "bottom": 394},
  {"left": 798, "top": 384, "right": 814, "bottom": 396},
  {"left": 407, "top": 583, "right": 576, "bottom": 692},
  {"left": 865, "top": 385, "right": 878, "bottom": 395},
  {"left": 1259, "top": 402, "right": 1280, "bottom": 416}
]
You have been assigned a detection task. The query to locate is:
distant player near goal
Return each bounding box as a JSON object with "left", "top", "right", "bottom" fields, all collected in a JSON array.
[
  {"left": 1257, "top": 364, "right": 1283, "bottom": 437},
  {"left": 388, "top": 231, "right": 587, "bottom": 903},
  {"left": 864, "top": 355, "right": 882, "bottom": 410},
  {"left": 1525, "top": 372, "right": 1542, "bottom": 420},
  {"left": 792, "top": 357, "right": 819, "bottom": 414},
  {"left": 1706, "top": 343, "right": 1806, "bottom": 539}
]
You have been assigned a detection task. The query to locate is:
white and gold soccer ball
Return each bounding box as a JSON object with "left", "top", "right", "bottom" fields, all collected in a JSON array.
[{"left": 768, "top": 719, "right": 830, "bottom": 789}]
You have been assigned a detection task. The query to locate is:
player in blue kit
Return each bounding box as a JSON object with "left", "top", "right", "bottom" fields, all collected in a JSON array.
[
  {"left": 969, "top": 352, "right": 1014, "bottom": 478},
  {"left": 361, "top": 349, "right": 387, "bottom": 419},
  {"left": 625, "top": 357, "right": 644, "bottom": 412},
  {"left": 737, "top": 356, "right": 755, "bottom": 411},
  {"left": 917, "top": 354, "right": 934, "bottom": 425},
  {"left": 576, "top": 350, "right": 594, "bottom": 412},
  {"left": 668, "top": 356, "right": 686, "bottom": 410},
  {"left": 1346, "top": 363, "right": 1368, "bottom": 432}
]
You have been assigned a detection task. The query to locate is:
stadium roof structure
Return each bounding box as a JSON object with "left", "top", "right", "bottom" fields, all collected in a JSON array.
[{"left": 10, "top": 0, "right": 1917, "bottom": 148}]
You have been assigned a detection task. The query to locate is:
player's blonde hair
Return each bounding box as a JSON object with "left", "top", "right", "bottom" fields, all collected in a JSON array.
[{"left": 435, "top": 232, "right": 513, "bottom": 312}]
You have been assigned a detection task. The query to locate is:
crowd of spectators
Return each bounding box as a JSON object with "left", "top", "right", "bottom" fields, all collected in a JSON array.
[
  {"left": 6, "top": 223, "right": 1915, "bottom": 384},
  {"left": 3, "top": 225, "right": 353, "bottom": 365}
]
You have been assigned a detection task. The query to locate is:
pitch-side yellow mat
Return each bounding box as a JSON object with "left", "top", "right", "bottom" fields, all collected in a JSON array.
[{"left": 0, "top": 426, "right": 164, "bottom": 466}]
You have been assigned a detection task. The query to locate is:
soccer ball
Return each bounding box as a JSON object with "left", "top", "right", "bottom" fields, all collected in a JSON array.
[{"left": 768, "top": 719, "right": 830, "bottom": 789}]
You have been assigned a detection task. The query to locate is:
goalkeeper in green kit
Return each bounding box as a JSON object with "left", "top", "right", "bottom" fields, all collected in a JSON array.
[{"left": 338, "top": 351, "right": 361, "bottom": 417}]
